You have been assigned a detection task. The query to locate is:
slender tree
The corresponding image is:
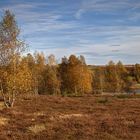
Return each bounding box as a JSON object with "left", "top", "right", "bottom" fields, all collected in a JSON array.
[
  {"left": 116, "top": 61, "right": 128, "bottom": 92},
  {"left": 134, "top": 64, "right": 140, "bottom": 83},
  {"left": 34, "top": 52, "right": 46, "bottom": 94},
  {"left": 104, "top": 61, "right": 120, "bottom": 92},
  {"left": 0, "top": 10, "right": 26, "bottom": 107},
  {"left": 92, "top": 67, "right": 104, "bottom": 94},
  {"left": 47, "top": 54, "right": 56, "bottom": 66},
  {"left": 44, "top": 65, "right": 61, "bottom": 95}
]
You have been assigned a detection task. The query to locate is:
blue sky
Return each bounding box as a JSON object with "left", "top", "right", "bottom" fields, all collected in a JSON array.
[{"left": 0, "top": 0, "right": 140, "bottom": 64}]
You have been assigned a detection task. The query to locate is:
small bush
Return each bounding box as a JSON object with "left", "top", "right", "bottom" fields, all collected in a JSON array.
[
  {"left": 135, "top": 94, "right": 140, "bottom": 98},
  {"left": 62, "top": 91, "right": 83, "bottom": 97},
  {"left": 97, "top": 97, "right": 108, "bottom": 104},
  {"left": 116, "top": 94, "right": 132, "bottom": 99}
]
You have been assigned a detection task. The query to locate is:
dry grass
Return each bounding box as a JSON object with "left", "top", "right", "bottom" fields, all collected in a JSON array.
[
  {"left": 0, "top": 102, "right": 5, "bottom": 110},
  {"left": 58, "top": 113, "right": 85, "bottom": 119},
  {"left": 0, "top": 95, "right": 139, "bottom": 140},
  {"left": 0, "top": 117, "right": 8, "bottom": 126},
  {"left": 28, "top": 124, "right": 46, "bottom": 134},
  {"left": 50, "top": 113, "right": 87, "bottom": 120}
]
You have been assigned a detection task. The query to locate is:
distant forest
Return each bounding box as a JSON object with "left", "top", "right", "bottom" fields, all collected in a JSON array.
[{"left": 0, "top": 10, "right": 140, "bottom": 107}]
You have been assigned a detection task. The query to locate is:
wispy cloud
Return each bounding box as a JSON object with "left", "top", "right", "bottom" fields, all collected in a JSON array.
[
  {"left": 0, "top": 0, "right": 140, "bottom": 64},
  {"left": 75, "top": 0, "right": 140, "bottom": 19}
]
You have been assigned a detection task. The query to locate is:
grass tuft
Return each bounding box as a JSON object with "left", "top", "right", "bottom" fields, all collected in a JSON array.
[
  {"left": 28, "top": 124, "right": 46, "bottom": 134},
  {"left": 97, "top": 97, "right": 108, "bottom": 104},
  {"left": 0, "top": 117, "right": 9, "bottom": 126}
]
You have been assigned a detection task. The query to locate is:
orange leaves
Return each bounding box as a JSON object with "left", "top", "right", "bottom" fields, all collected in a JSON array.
[
  {"left": 6, "top": 60, "right": 34, "bottom": 94},
  {"left": 60, "top": 55, "right": 92, "bottom": 94}
]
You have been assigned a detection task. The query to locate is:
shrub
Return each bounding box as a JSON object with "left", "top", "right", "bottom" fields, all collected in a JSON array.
[
  {"left": 97, "top": 97, "right": 108, "bottom": 104},
  {"left": 116, "top": 94, "right": 132, "bottom": 99}
]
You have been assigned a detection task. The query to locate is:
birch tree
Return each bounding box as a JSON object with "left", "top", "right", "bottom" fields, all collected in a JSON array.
[{"left": 0, "top": 10, "right": 26, "bottom": 107}]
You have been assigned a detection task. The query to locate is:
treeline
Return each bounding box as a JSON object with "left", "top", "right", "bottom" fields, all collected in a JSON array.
[
  {"left": 0, "top": 10, "right": 140, "bottom": 107},
  {"left": 21, "top": 53, "right": 93, "bottom": 95},
  {"left": 92, "top": 61, "right": 140, "bottom": 93}
]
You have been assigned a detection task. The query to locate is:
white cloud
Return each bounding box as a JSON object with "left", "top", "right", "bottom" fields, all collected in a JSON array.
[
  {"left": 75, "top": 0, "right": 140, "bottom": 19},
  {"left": 0, "top": 0, "right": 140, "bottom": 64}
]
